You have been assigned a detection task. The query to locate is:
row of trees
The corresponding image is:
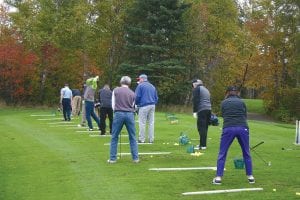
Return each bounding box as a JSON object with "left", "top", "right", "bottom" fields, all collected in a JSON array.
[{"left": 0, "top": 0, "right": 299, "bottom": 120}]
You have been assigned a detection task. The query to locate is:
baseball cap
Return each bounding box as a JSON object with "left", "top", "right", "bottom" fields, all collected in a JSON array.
[
  {"left": 137, "top": 74, "right": 148, "bottom": 81},
  {"left": 226, "top": 86, "right": 238, "bottom": 91}
]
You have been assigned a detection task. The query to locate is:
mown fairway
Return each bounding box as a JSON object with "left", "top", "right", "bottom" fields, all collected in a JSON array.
[{"left": 0, "top": 107, "right": 299, "bottom": 200}]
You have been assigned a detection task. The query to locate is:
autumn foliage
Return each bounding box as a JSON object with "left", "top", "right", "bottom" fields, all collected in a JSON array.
[{"left": 0, "top": 38, "right": 38, "bottom": 104}]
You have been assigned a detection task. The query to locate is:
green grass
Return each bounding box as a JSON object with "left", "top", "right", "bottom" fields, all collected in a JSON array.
[
  {"left": 1, "top": 108, "right": 300, "bottom": 200},
  {"left": 243, "top": 99, "right": 265, "bottom": 114}
]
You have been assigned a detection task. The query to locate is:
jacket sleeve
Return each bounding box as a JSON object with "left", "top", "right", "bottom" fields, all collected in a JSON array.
[{"left": 135, "top": 86, "right": 141, "bottom": 106}]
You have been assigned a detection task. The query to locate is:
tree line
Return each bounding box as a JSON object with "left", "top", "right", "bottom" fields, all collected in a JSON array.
[{"left": 0, "top": 0, "right": 299, "bottom": 121}]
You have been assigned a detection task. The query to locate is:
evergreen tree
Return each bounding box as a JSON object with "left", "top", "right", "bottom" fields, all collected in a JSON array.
[{"left": 119, "top": 0, "right": 190, "bottom": 104}]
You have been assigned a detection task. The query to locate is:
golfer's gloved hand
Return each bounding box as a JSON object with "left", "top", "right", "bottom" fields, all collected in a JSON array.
[{"left": 193, "top": 113, "right": 197, "bottom": 118}]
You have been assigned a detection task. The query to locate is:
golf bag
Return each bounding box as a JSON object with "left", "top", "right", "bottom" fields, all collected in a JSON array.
[{"left": 209, "top": 113, "right": 219, "bottom": 126}]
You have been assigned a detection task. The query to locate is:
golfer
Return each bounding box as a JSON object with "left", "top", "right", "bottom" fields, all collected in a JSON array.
[
  {"left": 98, "top": 84, "right": 113, "bottom": 135},
  {"left": 212, "top": 86, "right": 254, "bottom": 185},
  {"left": 108, "top": 76, "right": 139, "bottom": 164},
  {"left": 84, "top": 76, "right": 101, "bottom": 131},
  {"left": 135, "top": 74, "right": 158, "bottom": 143},
  {"left": 192, "top": 79, "right": 211, "bottom": 150},
  {"left": 60, "top": 83, "right": 73, "bottom": 121}
]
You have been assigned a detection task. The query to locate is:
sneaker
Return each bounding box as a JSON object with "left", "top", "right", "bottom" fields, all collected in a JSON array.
[
  {"left": 88, "top": 128, "right": 93, "bottom": 131},
  {"left": 138, "top": 140, "right": 145, "bottom": 143},
  {"left": 133, "top": 159, "right": 140, "bottom": 163},
  {"left": 195, "top": 145, "right": 206, "bottom": 150},
  {"left": 107, "top": 159, "right": 116, "bottom": 164},
  {"left": 212, "top": 177, "right": 222, "bottom": 185},
  {"left": 247, "top": 175, "right": 255, "bottom": 184}
]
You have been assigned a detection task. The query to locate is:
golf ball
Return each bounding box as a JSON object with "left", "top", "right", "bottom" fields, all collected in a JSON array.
[
  {"left": 273, "top": 189, "right": 276, "bottom": 192},
  {"left": 268, "top": 161, "right": 271, "bottom": 166}
]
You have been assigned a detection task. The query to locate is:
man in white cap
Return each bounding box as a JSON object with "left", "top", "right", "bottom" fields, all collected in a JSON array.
[{"left": 192, "top": 79, "right": 211, "bottom": 150}]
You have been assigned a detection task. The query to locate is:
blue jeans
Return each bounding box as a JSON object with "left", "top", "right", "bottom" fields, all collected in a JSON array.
[
  {"left": 216, "top": 126, "right": 253, "bottom": 177},
  {"left": 85, "top": 100, "right": 100, "bottom": 129},
  {"left": 109, "top": 111, "right": 139, "bottom": 161}
]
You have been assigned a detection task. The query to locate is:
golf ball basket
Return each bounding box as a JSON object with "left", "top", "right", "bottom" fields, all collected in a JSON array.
[
  {"left": 234, "top": 157, "right": 245, "bottom": 169},
  {"left": 179, "top": 132, "right": 189, "bottom": 145}
]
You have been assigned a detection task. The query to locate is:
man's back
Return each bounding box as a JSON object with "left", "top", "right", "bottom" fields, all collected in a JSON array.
[
  {"left": 221, "top": 95, "right": 248, "bottom": 128},
  {"left": 99, "top": 88, "right": 112, "bottom": 108}
]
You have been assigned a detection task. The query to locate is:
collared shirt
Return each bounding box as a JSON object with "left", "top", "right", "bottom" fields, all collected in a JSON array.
[{"left": 61, "top": 86, "right": 72, "bottom": 99}]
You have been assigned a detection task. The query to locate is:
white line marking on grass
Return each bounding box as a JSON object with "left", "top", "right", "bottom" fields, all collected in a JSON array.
[
  {"left": 89, "top": 134, "right": 111, "bottom": 137},
  {"left": 89, "top": 134, "right": 128, "bottom": 137},
  {"left": 104, "top": 142, "right": 153, "bottom": 145},
  {"left": 49, "top": 124, "right": 77, "bottom": 127},
  {"left": 120, "top": 152, "right": 171, "bottom": 156},
  {"left": 182, "top": 188, "right": 263, "bottom": 196},
  {"left": 37, "top": 118, "right": 62, "bottom": 120},
  {"left": 149, "top": 167, "right": 217, "bottom": 171},
  {"left": 47, "top": 122, "right": 75, "bottom": 124},
  {"left": 30, "top": 114, "right": 55, "bottom": 117},
  {"left": 66, "top": 127, "right": 86, "bottom": 129}
]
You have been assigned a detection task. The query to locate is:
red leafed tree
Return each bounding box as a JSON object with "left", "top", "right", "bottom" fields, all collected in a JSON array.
[
  {"left": 0, "top": 40, "right": 38, "bottom": 104},
  {"left": 0, "top": 4, "right": 38, "bottom": 104}
]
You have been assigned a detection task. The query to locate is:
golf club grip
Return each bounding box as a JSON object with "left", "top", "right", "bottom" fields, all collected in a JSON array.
[{"left": 251, "top": 141, "right": 264, "bottom": 150}]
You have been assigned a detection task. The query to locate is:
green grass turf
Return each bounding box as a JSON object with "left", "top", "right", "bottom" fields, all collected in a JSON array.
[
  {"left": 243, "top": 99, "right": 265, "bottom": 114},
  {"left": 0, "top": 107, "right": 300, "bottom": 200}
]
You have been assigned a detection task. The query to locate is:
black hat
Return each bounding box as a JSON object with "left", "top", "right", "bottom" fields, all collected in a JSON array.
[{"left": 226, "top": 86, "right": 238, "bottom": 92}]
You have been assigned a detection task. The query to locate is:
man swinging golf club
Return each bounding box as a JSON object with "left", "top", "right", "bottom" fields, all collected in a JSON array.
[{"left": 212, "top": 86, "right": 255, "bottom": 185}]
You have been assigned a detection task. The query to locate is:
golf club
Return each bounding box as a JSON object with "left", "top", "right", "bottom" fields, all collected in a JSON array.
[
  {"left": 250, "top": 141, "right": 271, "bottom": 166},
  {"left": 281, "top": 147, "right": 300, "bottom": 151},
  {"left": 119, "top": 131, "right": 122, "bottom": 159},
  {"left": 251, "top": 141, "right": 264, "bottom": 150},
  {"left": 251, "top": 149, "right": 271, "bottom": 166}
]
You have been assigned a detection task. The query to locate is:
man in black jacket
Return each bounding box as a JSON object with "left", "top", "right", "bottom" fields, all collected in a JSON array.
[{"left": 99, "top": 84, "right": 113, "bottom": 135}]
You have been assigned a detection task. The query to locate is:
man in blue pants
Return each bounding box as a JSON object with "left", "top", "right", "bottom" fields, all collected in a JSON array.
[
  {"left": 212, "top": 86, "right": 255, "bottom": 185},
  {"left": 60, "top": 83, "right": 72, "bottom": 121},
  {"left": 84, "top": 76, "right": 101, "bottom": 132},
  {"left": 108, "top": 76, "right": 139, "bottom": 163}
]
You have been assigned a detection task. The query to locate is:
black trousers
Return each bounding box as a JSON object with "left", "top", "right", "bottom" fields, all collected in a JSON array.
[
  {"left": 99, "top": 107, "right": 113, "bottom": 134},
  {"left": 62, "top": 98, "right": 71, "bottom": 121},
  {"left": 197, "top": 110, "right": 211, "bottom": 147}
]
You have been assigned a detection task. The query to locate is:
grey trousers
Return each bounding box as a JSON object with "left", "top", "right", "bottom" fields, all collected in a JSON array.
[{"left": 138, "top": 105, "right": 155, "bottom": 142}]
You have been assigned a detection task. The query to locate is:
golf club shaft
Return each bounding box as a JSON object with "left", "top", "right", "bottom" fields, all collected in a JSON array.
[
  {"left": 119, "top": 131, "right": 122, "bottom": 158},
  {"left": 251, "top": 141, "right": 264, "bottom": 150},
  {"left": 252, "top": 149, "right": 269, "bottom": 165}
]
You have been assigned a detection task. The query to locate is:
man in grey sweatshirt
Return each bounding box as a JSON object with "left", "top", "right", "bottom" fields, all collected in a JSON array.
[{"left": 192, "top": 79, "right": 212, "bottom": 150}]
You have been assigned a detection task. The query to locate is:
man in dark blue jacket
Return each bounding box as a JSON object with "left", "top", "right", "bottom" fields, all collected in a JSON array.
[
  {"left": 212, "top": 86, "right": 254, "bottom": 185},
  {"left": 135, "top": 74, "right": 158, "bottom": 143}
]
